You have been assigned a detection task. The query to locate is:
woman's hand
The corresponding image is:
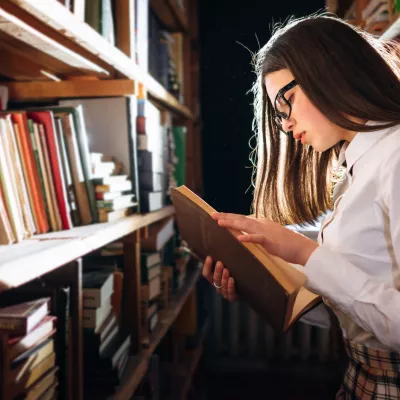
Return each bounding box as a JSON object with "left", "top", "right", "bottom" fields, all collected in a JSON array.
[
  {"left": 212, "top": 212, "right": 318, "bottom": 266},
  {"left": 202, "top": 256, "right": 238, "bottom": 302}
]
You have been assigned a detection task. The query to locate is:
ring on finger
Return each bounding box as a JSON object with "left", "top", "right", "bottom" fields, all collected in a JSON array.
[{"left": 213, "top": 282, "right": 222, "bottom": 289}]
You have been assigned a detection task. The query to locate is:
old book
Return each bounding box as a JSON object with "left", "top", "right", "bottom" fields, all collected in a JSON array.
[
  {"left": 83, "top": 271, "right": 114, "bottom": 308},
  {"left": 0, "top": 298, "right": 50, "bottom": 337},
  {"left": 10, "top": 353, "right": 56, "bottom": 398},
  {"left": 0, "top": 118, "right": 26, "bottom": 242},
  {"left": 14, "top": 366, "right": 58, "bottom": 400},
  {"left": 171, "top": 185, "right": 322, "bottom": 332},
  {"left": 28, "top": 111, "right": 72, "bottom": 230},
  {"left": 11, "top": 113, "right": 49, "bottom": 233},
  {"left": 141, "top": 217, "right": 174, "bottom": 252},
  {"left": 5, "top": 120, "right": 36, "bottom": 237},
  {"left": 27, "top": 119, "right": 50, "bottom": 232},
  {"left": 55, "top": 112, "right": 92, "bottom": 225},
  {"left": 38, "top": 123, "right": 62, "bottom": 231},
  {"left": 8, "top": 316, "right": 56, "bottom": 361},
  {"left": 0, "top": 180, "right": 14, "bottom": 244}
]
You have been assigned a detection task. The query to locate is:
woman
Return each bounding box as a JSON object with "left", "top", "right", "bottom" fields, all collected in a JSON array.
[{"left": 202, "top": 14, "right": 400, "bottom": 399}]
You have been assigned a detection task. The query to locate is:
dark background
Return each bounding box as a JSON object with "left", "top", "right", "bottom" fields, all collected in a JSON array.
[{"left": 199, "top": 0, "right": 324, "bottom": 214}]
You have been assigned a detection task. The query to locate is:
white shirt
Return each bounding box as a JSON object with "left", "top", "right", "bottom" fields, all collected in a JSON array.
[{"left": 304, "top": 121, "right": 400, "bottom": 352}]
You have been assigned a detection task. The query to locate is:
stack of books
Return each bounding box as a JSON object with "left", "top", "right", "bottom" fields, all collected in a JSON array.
[
  {"left": 91, "top": 152, "right": 138, "bottom": 223},
  {"left": 0, "top": 106, "right": 98, "bottom": 244},
  {"left": 82, "top": 261, "right": 130, "bottom": 397},
  {"left": 0, "top": 297, "right": 58, "bottom": 399},
  {"left": 140, "top": 251, "right": 162, "bottom": 346}
]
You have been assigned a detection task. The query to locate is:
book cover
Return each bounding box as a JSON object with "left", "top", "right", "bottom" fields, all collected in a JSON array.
[
  {"left": 171, "top": 185, "right": 322, "bottom": 332},
  {"left": 0, "top": 298, "right": 50, "bottom": 337},
  {"left": 28, "top": 111, "right": 72, "bottom": 230}
]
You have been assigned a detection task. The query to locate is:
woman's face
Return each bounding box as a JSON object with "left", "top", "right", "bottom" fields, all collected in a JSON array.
[{"left": 264, "top": 69, "right": 355, "bottom": 152}]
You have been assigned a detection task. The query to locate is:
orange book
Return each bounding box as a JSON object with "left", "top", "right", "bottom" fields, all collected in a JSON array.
[{"left": 9, "top": 113, "right": 49, "bottom": 233}]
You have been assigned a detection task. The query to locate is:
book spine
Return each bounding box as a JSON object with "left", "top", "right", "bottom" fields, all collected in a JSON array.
[{"left": 0, "top": 317, "right": 26, "bottom": 336}]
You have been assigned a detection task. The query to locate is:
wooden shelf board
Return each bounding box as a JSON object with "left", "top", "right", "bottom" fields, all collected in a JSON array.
[
  {"left": 5, "top": 79, "right": 135, "bottom": 102},
  {"left": 150, "top": 0, "right": 189, "bottom": 33},
  {"left": 0, "top": 206, "right": 175, "bottom": 292},
  {"left": 113, "top": 266, "right": 202, "bottom": 400},
  {"left": 381, "top": 14, "right": 400, "bottom": 39},
  {"left": 7, "top": 0, "right": 194, "bottom": 119},
  {"left": 0, "top": 4, "right": 108, "bottom": 77}
]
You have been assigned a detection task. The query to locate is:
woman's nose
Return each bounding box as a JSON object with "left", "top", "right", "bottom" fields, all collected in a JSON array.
[{"left": 281, "top": 118, "right": 295, "bottom": 133}]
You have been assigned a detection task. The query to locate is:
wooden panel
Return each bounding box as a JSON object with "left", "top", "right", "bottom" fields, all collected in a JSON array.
[
  {"left": 0, "top": 44, "right": 52, "bottom": 80},
  {"left": 115, "top": 0, "right": 135, "bottom": 58},
  {"left": 0, "top": 30, "right": 77, "bottom": 78},
  {"left": 6, "top": 79, "right": 135, "bottom": 102},
  {"left": 122, "top": 230, "right": 142, "bottom": 353},
  {"left": 0, "top": 5, "right": 107, "bottom": 75}
]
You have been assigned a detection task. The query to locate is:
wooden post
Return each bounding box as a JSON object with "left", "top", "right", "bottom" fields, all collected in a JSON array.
[
  {"left": 115, "top": 0, "right": 135, "bottom": 59},
  {"left": 122, "top": 230, "right": 142, "bottom": 353},
  {"left": 0, "top": 334, "right": 9, "bottom": 400},
  {"left": 44, "top": 259, "right": 83, "bottom": 400}
]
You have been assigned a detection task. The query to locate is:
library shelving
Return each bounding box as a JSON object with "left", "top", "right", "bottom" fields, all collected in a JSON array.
[{"left": 0, "top": 0, "right": 203, "bottom": 398}]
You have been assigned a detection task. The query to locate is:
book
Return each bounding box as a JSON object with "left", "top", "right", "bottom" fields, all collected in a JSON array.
[
  {"left": 0, "top": 298, "right": 50, "bottom": 337},
  {"left": 83, "top": 271, "right": 114, "bottom": 308},
  {"left": 170, "top": 185, "right": 322, "bottom": 332},
  {"left": 141, "top": 217, "right": 174, "bottom": 252},
  {"left": 8, "top": 316, "right": 57, "bottom": 361}
]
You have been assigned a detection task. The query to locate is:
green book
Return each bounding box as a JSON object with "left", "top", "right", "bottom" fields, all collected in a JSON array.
[{"left": 173, "top": 126, "right": 187, "bottom": 186}]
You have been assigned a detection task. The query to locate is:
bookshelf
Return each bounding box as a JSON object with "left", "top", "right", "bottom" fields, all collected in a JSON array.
[
  {"left": 0, "top": 0, "right": 194, "bottom": 119},
  {"left": 0, "top": 0, "right": 203, "bottom": 398},
  {"left": 0, "top": 206, "right": 175, "bottom": 291},
  {"left": 114, "top": 266, "right": 202, "bottom": 399},
  {"left": 331, "top": 0, "right": 400, "bottom": 39}
]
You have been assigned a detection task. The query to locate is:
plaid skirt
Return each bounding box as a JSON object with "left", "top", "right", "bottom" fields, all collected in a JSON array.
[{"left": 336, "top": 339, "right": 400, "bottom": 399}]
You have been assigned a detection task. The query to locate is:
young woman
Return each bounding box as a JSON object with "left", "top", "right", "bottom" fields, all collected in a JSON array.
[{"left": 202, "top": 14, "right": 400, "bottom": 399}]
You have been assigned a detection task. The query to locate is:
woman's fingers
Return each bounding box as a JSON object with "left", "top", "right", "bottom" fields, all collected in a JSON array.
[
  {"left": 202, "top": 256, "right": 214, "bottom": 285},
  {"left": 221, "top": 268, "right": 230, "bottom": 298},
  {"left": 213, "top": 261, "right": 224, "bottom": 294},
  {"left": 202, "top": 257, "right": 237, "bottom": 302},
  {"left": 228, "top": 277, "right": 238, "bottom": 302}
]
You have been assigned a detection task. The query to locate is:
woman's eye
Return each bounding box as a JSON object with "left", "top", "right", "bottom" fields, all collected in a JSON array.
[{"left": 288, "top": 95, "right": 294, "bottom": 104}]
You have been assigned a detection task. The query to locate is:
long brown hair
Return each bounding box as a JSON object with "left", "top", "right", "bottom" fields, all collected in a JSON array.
[{"left": 251, "top": 14, "right": 400, "bottom": 226}]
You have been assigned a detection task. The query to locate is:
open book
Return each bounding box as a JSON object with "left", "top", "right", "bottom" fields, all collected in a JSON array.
[{"left": 171, "top": 186, "right": 322, "bottom": 332}]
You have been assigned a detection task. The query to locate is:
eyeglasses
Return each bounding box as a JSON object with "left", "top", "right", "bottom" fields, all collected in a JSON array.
[{"left": 274, "top": 79, "right": 297, "bottom": 135}]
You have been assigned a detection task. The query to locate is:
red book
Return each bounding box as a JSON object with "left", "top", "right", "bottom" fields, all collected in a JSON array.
[
  {"left": 0, "top": 298, "right": 50, "bottom": 337},
  {"left": 28, "top": 111, "right": 72, "bottom": 230}
]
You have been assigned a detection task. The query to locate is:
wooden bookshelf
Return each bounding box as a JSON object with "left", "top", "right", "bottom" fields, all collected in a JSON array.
[
  {"left": 113, "top": 266, "right": 202, "bottom": 400},
  {"left": 0, "top": 206, "right": 175, "bottom": 292},
  {"left": 0, "top": 0, "right": 203, "bottom": 397},
  {"left": 2, "top": 0, "right": 194, "bottom": 119},
  {"left": 5, "top": 79, "right": 136, "bottom": 102},
  {"left": 150, "top": 0, "right": 189, "bottom": 32}
]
